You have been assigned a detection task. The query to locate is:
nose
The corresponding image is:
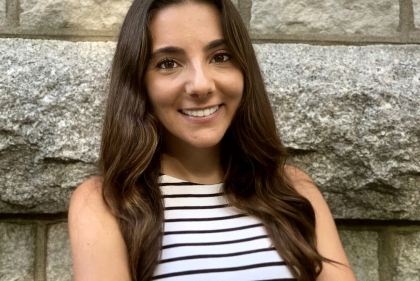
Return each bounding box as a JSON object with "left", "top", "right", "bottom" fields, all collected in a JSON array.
[{"left": 185, "top": 62, "right": 215, "bottom": 98}]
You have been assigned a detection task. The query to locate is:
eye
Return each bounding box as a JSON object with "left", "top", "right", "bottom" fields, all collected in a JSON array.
[
  {"left": 157, "top": 59, "right": 179, "bottom": 69},
  {"left": 212, "top": 53, "right": 231, "bottom": 63}
]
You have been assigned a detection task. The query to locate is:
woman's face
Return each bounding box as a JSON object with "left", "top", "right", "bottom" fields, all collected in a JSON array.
[{"left": 145, "top": 2, "right": 244, "bottom": 150}]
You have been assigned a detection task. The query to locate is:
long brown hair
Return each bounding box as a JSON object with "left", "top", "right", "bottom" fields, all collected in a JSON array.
[{"left": 100, "top": 0, "right": 328, "bottom": 280}]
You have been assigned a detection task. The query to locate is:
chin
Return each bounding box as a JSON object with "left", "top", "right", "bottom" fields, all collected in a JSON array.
[{"left": 187, "top": 136, "right": 224, "bottom": 149}]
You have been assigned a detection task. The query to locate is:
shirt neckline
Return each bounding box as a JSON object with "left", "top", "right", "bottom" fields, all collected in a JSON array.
[{"left": 159, "top": 173, "right": 223, "bottom": 186}]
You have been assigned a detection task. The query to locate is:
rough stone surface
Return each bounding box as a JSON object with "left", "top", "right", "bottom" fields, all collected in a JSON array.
[
  {"left": 1, "top": 39, "right": 420, "bottom": 219},
  {"left": 254, "top": 44, "right": 420, "bottom": 220},
  {"left": 339, "top": 230, "right": 379, "bottom": 281},
  {"left": 0, "top": 223, "right": 35, "bottom": 281},
  {"left": 393, "top": 231, "right": 420, "bottom": 281},
  {"left": 0, "top": 0, "right": 6, "bottom": 26},
  {"left": 18, "top": 0, "right": 238, "bottom": 30},
  {"left": 0, "top": 39, "right": 113, "bottom": 213},
  {"left": 250, "top": 0, "right": 399, "bottom": 37},
  {"left": 47, "top": 223, "right": 72, "bottom": 281},
  {"left": 19, "top": 0, "right": 133, "bottom": 29},
  {"left": 414, "top": 0, "right": 420, "bottom": 29}
]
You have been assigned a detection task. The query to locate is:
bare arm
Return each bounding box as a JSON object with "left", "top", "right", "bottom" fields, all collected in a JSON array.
[
  {"left": 68, "top": 177, "right": 131, "bottom": 281},
  {"left": 285, "top": 166, "right": 356, "bottom": 281}
]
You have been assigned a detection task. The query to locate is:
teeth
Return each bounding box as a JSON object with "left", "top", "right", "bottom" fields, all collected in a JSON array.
[{"left": 182, "top": 105, "right": 219, "bottom": 117}]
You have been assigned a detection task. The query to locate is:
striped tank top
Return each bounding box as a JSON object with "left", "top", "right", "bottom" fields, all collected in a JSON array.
[{"left": 152, "top": 174, "right": 296, "bottom": 281}]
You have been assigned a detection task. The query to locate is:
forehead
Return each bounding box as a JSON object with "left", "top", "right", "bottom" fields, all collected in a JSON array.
[{"left": 149, "top": 2, "right": 223, "bottom": 51}]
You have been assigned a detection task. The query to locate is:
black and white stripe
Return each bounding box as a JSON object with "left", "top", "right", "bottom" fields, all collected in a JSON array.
[{"left": 153, "top": 174, "right": 296, "bottom": 281}]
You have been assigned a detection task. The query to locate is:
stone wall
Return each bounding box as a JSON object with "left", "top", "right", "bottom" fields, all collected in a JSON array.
[{"left": 0, "top": 0, "right": 419, "bottom": 281}]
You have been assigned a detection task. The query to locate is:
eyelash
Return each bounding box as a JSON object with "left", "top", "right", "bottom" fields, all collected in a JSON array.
[
  {"left": 211, "top": 52, "right": 232, "bottom": 63},
  {"left": 156, "top": 59, "right": 179, "bottom": 70},
  {"left": 155, "top": 52, "right": 232, "bottom": 70}
]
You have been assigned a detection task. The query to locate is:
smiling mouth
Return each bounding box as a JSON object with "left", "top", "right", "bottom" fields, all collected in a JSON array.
[{"left": 181, "top": 105, "right": 220, "bottom": 117}]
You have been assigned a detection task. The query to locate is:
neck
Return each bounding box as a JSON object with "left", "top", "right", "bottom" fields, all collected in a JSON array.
[{"left": 161, "top": 140, "right": 223, "bottom": 185}]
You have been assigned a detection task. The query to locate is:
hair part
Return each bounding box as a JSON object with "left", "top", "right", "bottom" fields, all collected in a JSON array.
[{"left": 99, "top": 0, "right": 331, "bottom": 280}]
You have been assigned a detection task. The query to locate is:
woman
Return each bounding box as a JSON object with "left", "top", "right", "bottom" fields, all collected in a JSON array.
[{"left": 69, "top": 0, "right": 356, "bottom": 280}]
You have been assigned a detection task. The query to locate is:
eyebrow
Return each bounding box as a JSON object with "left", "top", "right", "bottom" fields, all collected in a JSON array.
[
  {"left": 150, "top": 38, "right": 227, "bottom": 58},
  {"left": 204, "top": 38, "right": 227, "bottom": 51}
]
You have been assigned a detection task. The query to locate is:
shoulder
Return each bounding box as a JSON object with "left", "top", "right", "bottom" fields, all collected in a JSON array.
[
  {"left": 69, "top": 177, "right": 112, "bottom": 219},
  {"left": 284, "top": 165, "right": 314, "bottom": 186},
  {"left": 69, "top": 177, "right": 104, "bottom": 212},
  {"left": 284, "top": 165, "right": 324, "bottom": 206},
  {"left": 283, "top": 165, "right": 331, "bottom": 229},
  {"left": 68, "top": 177, "right": 131, "bottom": 281},
  {"left": 283, "top": 165, "right": 332, "bottom": 233},
  {"left": 283, "top": 165, "right": 333, "bottom": 233},
  {"left": 284, "top": 165, "right": 356, "bottom": 281},
  {"left": 69, "top": 177, "right": 114, "bottom": 230}
]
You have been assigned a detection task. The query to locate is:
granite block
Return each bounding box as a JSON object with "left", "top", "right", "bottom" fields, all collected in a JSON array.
[
  {"left": 0, "top": 223, "right": 36, "bottom": 281},
  {"left": 250, "top": 0, "right": 399, "bottom": 38},
  {"left": 19, "top": 0, "right": 132, "bottom": 30},
  {"left": 339, "top": 230, "right": 379, "bottom": 281},
  {"left": 46, "top": 223, "right": 73, "bottom": 281}
]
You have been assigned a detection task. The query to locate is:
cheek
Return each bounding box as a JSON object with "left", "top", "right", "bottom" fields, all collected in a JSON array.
[
  {"left": 237, "top": 75, "right": 245, "bottom": 98},
  {"left": 146, "top": 73, "right": 183, "bottom": 104},
  {"left": 147, "top": 89, "right": 178, "bottom": 124},
  {"left": 148, "top": 94, "right": 169, "bottom": 117},
  {"left": 146, "top": 79, "right": 168, "bottom": 109},
  {"left": 222, "top": 71, "right": 244, "bottom": 99},
  {"left": 146, "top": 92, "right": 165, "bottom": 122}
]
